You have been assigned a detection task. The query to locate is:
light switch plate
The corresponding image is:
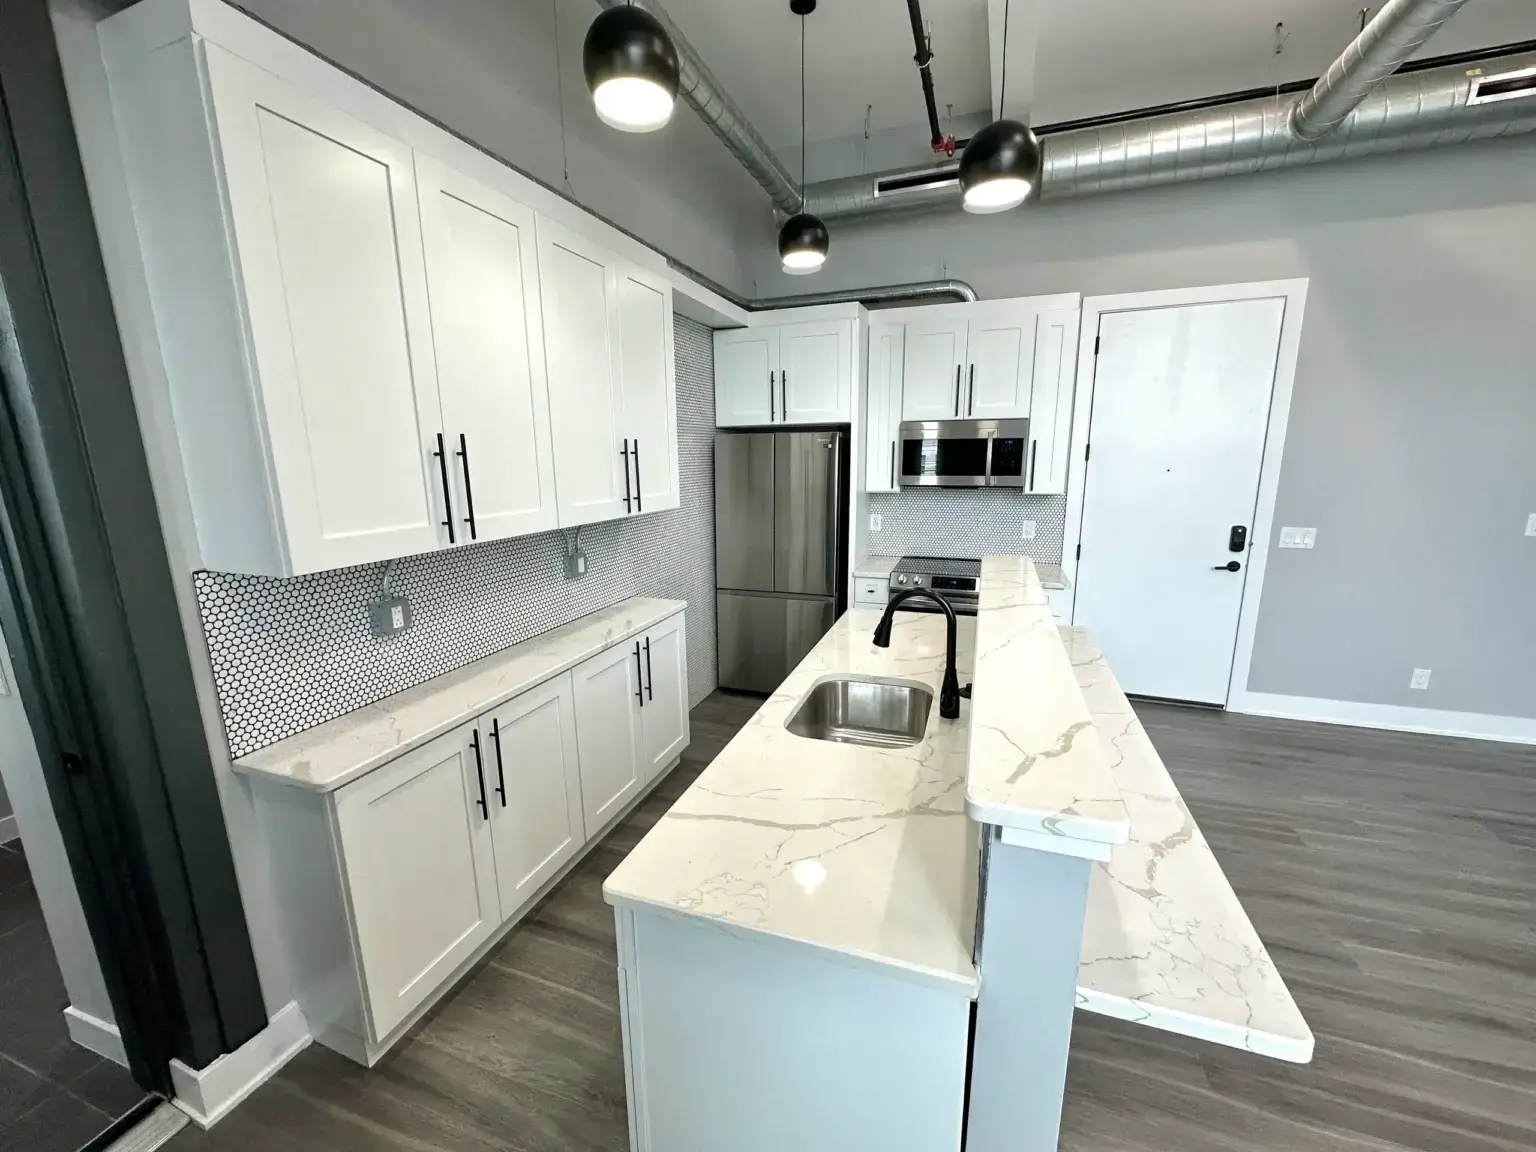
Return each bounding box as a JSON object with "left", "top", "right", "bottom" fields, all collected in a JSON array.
[
  {"left": 1526, "top": 513, "right": 1536, "bottom": 537},
  {"left": 1021, "top": 520, "right": 1037, "bottom": 540},
  {"left": 1279, "top": 527, "right": 1317, "bottom": 549},
  {"left": 870, "top": 513, "right": 882, "bottom": 532},
  {"left": 1410, "top": 668, "right": 1432, "bottom": 690}
]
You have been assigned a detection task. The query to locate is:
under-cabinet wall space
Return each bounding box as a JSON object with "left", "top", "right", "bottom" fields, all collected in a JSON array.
[{"left": 866, "top": 489, "right": 1068, "bottom": 565}]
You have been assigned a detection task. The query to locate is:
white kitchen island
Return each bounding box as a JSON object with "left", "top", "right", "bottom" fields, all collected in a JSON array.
[{"left": 604, "top": 559, "right": 1311, "bottom": 1152}]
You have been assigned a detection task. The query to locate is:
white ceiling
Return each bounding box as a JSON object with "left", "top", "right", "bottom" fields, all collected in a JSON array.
[{"left": 659, "top": 0, "right": 1536, "bottom": 150}]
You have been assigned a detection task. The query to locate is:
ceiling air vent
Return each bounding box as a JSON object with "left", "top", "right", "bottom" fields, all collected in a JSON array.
[
  {"left": 1468, "top": 65, "right": 1536, "bottom": 106},
  {"left": 874, "top": 166, "right": 960, "bottom": 199}
]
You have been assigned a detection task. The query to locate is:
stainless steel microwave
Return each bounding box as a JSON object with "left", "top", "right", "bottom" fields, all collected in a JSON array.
[{"left": 897, "top": 418, "right": 1032, "bottom": 488}]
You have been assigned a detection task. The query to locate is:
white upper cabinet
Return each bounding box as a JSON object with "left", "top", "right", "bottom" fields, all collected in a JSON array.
[
  {"left": 537, "top": 221, "right": 630, "bottom": 527},
  {"left": 714, "top": 316, "right": 856, "bottom": 427},
  {"left": 100, "top": 4, "right": 680, "bottom": 576},
  {"left": 617, "top": 266, "right": 680, "bottom": 515},
  {"left": 780, "top": 320, "right": 852, "bottom": 423},
  {"left": 201, "top": 46, "right": 448, "bottom": 573},
  {"left": 965, "top": 309, "right": 1034, "bottom": 421},
  {"left": 416, "top": 154, "right": 558, "bottom": 543},
  {"left": 901, "top": 317, "right": 969, "bottom": 422},
  {"left": 1026, "top": 308, "right": 1082, "bottom": 495},
  {"left": 714, "top": 328, "right": 778, "bottom": 427},
  {"left": 865, "top": 323, "right": 905, "bottom": 492}
]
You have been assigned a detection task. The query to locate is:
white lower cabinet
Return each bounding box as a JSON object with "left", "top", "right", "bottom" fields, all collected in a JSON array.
[
  {"left": 256, "top": 609, "right": 688, "bottom": 1065},
  {"left": 481, "top": 676, "right": 587, "bottom": 918},
  {"left": 334, "top": 723, "right": 500, "bottom": 1040}
]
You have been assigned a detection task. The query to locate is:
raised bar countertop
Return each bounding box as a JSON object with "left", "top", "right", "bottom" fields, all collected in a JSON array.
[
  {"left": 1065, "top": 628, "right": 1314, "bottom": 1063},
  {"left": 603, "top": 608, "right": 981, "bottom": 995},
  {"left": 965, "top": 557, "right": 1130, "bottom": 844},
  {"left": 231, "top": 597, "right": 685, "bottom": 793}
]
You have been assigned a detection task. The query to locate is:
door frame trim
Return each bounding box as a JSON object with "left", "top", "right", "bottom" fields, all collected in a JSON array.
[{"left": 1061, "top": 278, "right": 1310, "bottom": 708}]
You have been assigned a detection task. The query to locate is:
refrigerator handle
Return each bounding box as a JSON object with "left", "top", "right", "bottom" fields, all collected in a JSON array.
[{"left": 826, "top": 433, "right": 842, "bottom": 597}]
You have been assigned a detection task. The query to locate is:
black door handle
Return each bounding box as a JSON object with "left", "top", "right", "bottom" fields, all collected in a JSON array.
[
  {"left": 781, "top": 371, "right": 788, "bottom": 420},
  {"left": 889, "top": 441, "right": 895, "bottom": 488},
  {"left": 456, "top": 433, "right": 478, "bottom": 540},
  {"left": 620, "top": 438, "right": 632, "bottom": 513},
  {"left": 489, "top": 718, "right": 506, "bottom": 807},
  {"left": 632, "top": 439, "right": 642, "bottom": 512},
  {"left": 1213, "top": 560, "right": 1242, "bottom": 572},
  {"left": 1028, "top": 440, "right": 1038, "bottom": 490},
  {"left": 769, "top": 370, "right": 775, "bottom": 421},
  {"left": 967, "top": 364, "right": 975, "bottom": 415},
  {"left": 644, "top": 636, "right": 654, "bottom": 701},
  {"left": 634, "top": 641, "right": 645, "bottom": 707},
  {"left": 432, "top": 433, "right": 455, "bottom": 544},
  {"left": 470, "top": 729, "right": 488, "bottom": 818},
  {"left": 953, "top": 365, "right": 961, "bottom": 417}
]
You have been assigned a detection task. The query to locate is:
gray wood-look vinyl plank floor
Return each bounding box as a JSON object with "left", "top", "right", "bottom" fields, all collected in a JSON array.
[{"left": 168, "top": 693, "right": 1536, "bottom": 1152}]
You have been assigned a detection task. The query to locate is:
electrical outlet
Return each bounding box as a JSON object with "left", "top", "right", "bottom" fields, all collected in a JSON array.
[
  {"left": 1021, "top": 520, "right": 1037, "bottom": 540},
  {"left": 564, "top": 548, "right": 589, "bottom": 579},
  {"left": 870, "top": 513, "right": 882, "bottom": 532},
  {"left": 1278, "top": 527, "right": 1316, "bottom": 549},
  {"left": 369, "top": 595, "right": 412, "bottom": 638},
  {"left": 1410, "top": 668, "right": 1432, "bottom": 691},
  {"left": 1526, "top": 513, "right": 1536, "bottom": 537}
]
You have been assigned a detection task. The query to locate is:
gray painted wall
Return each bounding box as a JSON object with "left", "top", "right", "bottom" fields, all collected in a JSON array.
[
  {"left": 745, "top": 137, "right": 1536, "bottom": 719},
  {"left": 230, "top": 0, "right": 766, "bottom": 293}
]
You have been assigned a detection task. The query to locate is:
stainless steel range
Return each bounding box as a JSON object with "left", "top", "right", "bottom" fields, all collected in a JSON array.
[{"left": 887, "top": 555, "right": 981, "bottom": 616}]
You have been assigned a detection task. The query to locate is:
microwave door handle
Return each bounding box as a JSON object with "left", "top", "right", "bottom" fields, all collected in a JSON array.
[{"left": 984, "top": 433, "right": 995, "bottom": 486}]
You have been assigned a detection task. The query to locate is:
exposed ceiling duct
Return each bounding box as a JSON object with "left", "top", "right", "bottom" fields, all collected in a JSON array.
[
  {"left": 593, "top": 0, "right": 801, "bottom": 214},
  {"left": 1290, "top": 0, "right": 1472, "bottom": 141}
]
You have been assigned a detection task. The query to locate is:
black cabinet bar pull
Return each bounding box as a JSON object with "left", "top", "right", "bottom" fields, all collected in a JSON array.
[
  {"left": 633, "top": 642, "right": 645, "bottom": 707},
  {"left": 633, "top": 439, "right": 643, "bottom": 512},
  {"left": 433, "top": 433, "right": 455, "bottom": 544},
  {"left": 953, "top": 364, "right": 961, "bottom": 417},
  {"left": 644, "top": 636, "right": 654, "bottom": 701},
  {"left": 620, "top": 438, "right": 632, "bottom": 513},
  {"left": 1029, "top": 440, "right": 1038, "bottom": 489},
  {"left": 769, "top": 370, "right": 776, "bottom": 421},
  {"left": 967, "top": 364, "right": 975, "bottom": 416},
  {"left": 889, "top": 441, "right": 896, "bottom": 488},
  {"left": 490, "top": 718, "right": 506, "bottom": 807},
  {"left": 456, "top": 433, "right": 478, "bottom": 540},
  {"left": 470, "top": 729, "right": 488, "bottom": 819},
  {"left": 781, "top": 371, "right": 788, "bottom": 420}
]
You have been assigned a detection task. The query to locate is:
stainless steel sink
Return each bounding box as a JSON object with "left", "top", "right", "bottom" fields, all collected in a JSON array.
[{"left": 784, "top": 676, "right": 933, "bottom": 749}]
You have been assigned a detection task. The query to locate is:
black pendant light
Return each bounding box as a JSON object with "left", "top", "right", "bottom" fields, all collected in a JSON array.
[
  {"left": 958, "top": 0, "right": 1039, "bottom": 213},
  {"left": 583, "top": 3, "right": 681, "bottom": 133},
  {"left": 778, "top": 0, "right": 829, "bottom": 275}
]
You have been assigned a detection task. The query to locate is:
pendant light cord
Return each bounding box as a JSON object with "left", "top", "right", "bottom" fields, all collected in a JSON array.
[
  {"left": 799, "top": 10, "right": 807, "bottom": 210},
  {"left": 999, "top": 0, "right": 1010, "bottom": 116}
]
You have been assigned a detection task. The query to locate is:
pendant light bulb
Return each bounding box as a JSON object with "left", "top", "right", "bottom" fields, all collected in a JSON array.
[
  {"left": 583, "top": 7, "right": 680, "bottom": 133},
  {"left": 959, "top": 119, "right": 1039, "bottom": 214}
]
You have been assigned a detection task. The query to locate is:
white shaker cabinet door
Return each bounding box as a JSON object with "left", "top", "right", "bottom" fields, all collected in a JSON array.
[
  {"left": 714, "top": 328, "right": 779, "bottom": 426},
  {"left": 202, "top": 45, "right": 447, "bottom": 573},
  {"left": 415, "top": 154, "right": 558, "bottom": 542},
  {"left": 617, "top": 264, "right": 680, "bottom": 514},
  {"left": 865, "top": 322, "right": 905, "bottom": 492},
  {"left": 638, "top": 614, "right": 689, "bottom": 782},
  {"left": 571, "top": 640, "right": 645, "bottom": 833},
  {"left": 779, "top": 320, "right": 852, "bottom": 424},
  {"left": 334, "top": 723, "right": 499, "bottom": 1041},
  {"left": 901, "top": 316, "right": 968, "bottom": 421},
  {"left": 482, "top": 675, "right": 587, "bottom": 919},
  {"left": 1026, "top": 308, "right": 1081, "bottom": 494},
  {"left": 965, "top": 308, "right": 1035, "bottom": 421},
  {"left": 537, "top": 220, "right": 630, "bottom": 526}
]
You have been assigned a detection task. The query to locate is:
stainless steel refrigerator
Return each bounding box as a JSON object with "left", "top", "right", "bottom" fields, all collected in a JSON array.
[{"left": 715, "top": 430, "right": 848, "bottom": 693}]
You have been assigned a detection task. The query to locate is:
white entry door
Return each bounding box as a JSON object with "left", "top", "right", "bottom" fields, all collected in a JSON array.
[{"left": 1074, "top": 297, "right": 1286, "bottom": 704}]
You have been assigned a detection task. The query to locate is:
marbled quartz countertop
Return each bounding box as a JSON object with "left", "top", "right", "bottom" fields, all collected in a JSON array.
[
  {"left": 965, "top": 557, "right": 1129, "bottom": 844},
  {"left": 1065, "top": 628, "right": 1314, "bottom": 1062},
  {"left": 231, "top": 597, "right": 685, "bottom": 792},
  {"left": 603, "top": 607, "right": 981, "bottom": 995}
]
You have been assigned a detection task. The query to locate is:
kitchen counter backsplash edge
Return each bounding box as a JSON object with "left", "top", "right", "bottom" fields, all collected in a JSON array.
[{"left": 232, "top": 597, "right": 686, "bottom": 793}]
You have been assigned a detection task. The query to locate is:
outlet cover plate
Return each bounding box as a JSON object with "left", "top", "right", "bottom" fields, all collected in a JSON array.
[
  {"left": 369, "top": 595, "right": 412, "bottom": 638},
  {"left": 1021, "top": 520, "right": 1037, "bottom": 540},
  {"left": 1410, "top": 668, "right": 1432, "bottom": 691},
  {"left": 870, "top": 513, "right": 882, "bottom": 532},
  {"left": 1526, "top": 513, "right": 1536, "bottom": 537}
]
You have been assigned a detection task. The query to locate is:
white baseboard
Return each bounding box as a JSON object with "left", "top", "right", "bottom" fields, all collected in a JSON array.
[
  {"left": 169, "top": 1000, "right": 311, "bottom": 1128},
  {"left": 1231, "top": 692, "right": 1536, "bottom": 746},
  {"left": 64, "top": 1006, "right": 127, "bottom": 1066},
  {"left": 0, "top": 815, "right": 17, "bottom": 845}
]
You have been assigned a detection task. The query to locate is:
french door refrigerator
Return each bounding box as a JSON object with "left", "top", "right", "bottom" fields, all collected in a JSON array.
[{"left": 715, "top": 430, "right": 848, "bottom": 693}]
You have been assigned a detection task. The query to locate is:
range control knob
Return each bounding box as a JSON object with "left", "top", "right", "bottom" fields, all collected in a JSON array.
[
  {"left": 913, "top": 575, "right": 925, "bottom": 585},
  {"left": 896, "top": 574, "right": 908, "bottom": 585}
]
